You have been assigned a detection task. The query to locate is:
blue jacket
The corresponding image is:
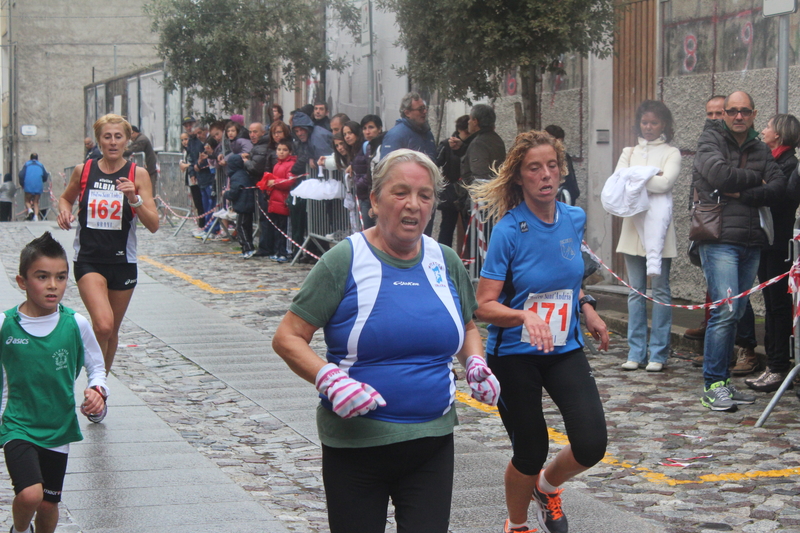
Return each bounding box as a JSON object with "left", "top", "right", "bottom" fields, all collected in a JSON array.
[
  {"left": 222, "top": 155, "right": 255, "bottom": 213},
  {"left": 18, "top": 160, "right": 48, "bottom": 194},
  {"left": 380, "top": 117, "right": 437, "bottom": 161},
  {"left": 291, "top": 112, "right": 333, "bottom": 163}
]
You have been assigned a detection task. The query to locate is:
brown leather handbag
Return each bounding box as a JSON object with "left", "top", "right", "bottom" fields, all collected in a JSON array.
[{"left": 689, "top": 188, "right": 723, "bottom": 241}]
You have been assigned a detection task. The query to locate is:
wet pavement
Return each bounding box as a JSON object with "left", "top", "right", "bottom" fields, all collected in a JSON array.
[{"left": 0, "top": 220, "right": 798, "bottom": 533}]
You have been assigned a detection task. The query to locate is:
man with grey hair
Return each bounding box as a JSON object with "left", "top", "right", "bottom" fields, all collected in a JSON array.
[
  {"left": 380, "top": 92, "right": 437, "bottom": 162},
  {"left": 459, "top": 104, "right": 506, "bottom": 184},
  {"left": 84, "top": 137, "right": 102, "bottom": 161},
  {"left": 242, "top": 122, "right": 271, "bottom": 182}
]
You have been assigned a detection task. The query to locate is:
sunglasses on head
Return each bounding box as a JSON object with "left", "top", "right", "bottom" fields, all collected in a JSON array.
[{"left": 725, "top": 108, "right": 753, "bottom": 118}]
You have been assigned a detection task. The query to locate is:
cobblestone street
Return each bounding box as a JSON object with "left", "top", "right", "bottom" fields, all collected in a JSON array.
[{"left": 0, "top": 222, "right": 799, "bottom": 532}]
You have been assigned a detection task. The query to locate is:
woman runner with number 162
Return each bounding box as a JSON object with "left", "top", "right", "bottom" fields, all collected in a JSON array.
[{"left": 57, "top": 114, "right": 159, "bottom": 424}]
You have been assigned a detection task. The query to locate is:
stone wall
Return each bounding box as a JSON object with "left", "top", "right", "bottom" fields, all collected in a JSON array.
[{"left": 7, "top": 1, "right": 159, "bottom": 193}]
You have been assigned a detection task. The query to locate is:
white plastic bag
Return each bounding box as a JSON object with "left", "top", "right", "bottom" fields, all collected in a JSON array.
[{"left": 290, "top": 178, "right": 346, "bottom": 200}]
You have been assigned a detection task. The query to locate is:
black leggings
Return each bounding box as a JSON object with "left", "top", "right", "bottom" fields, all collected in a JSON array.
[
  {"left": 759, "top": 249, "right": 793, "bottom": 372},
  {"left": 488, "top": 348, "right": 607, "bottom": 476},
  {"left": 322, "top": 434, "right": 454, "bottom": 533}
]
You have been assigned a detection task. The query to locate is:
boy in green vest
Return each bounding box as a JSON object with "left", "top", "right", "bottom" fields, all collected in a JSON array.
[{"left": 0, "top": 232, "right": 108, "bottom": 533}]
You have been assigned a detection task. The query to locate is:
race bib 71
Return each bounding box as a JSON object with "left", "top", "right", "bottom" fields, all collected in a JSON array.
[{"left": 520, "top": 289, "right": 574, "bottom": 347}]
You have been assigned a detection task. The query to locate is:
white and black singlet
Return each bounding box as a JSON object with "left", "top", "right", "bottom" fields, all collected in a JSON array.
[{"left": 73, "top": 159, "right": 138, "bottom": 264}]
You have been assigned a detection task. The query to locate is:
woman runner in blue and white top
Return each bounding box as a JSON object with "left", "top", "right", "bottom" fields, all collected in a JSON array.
[
  {"left": 473, "top": 131, "right": 609, "bottom": 533},
  {"left": 273, "top": 149, "right": 500, "bottom": 533},
  {"left": 57, "top": 114, "right": 159, "bottom": 379}
]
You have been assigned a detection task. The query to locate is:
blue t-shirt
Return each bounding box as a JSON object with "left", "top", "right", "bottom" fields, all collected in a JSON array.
[{"left": 480, "top": 201, "right": 586, "bottom": 357}]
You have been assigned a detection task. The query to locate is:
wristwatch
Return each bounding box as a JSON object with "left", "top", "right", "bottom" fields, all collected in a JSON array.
[
  {"left": 579, "top": 295, "right": 597, "bottom": 312},
  {"left": 129, "top": 195, "right": 143, "bottom": 208}
]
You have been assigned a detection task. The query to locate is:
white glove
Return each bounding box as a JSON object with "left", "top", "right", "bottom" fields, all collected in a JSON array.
[
  {"left": 315, "top": 363, "right": 387, "bottom": 419},
  {"left": 465, "top": 355, "right": 501, "bottom": 406}
]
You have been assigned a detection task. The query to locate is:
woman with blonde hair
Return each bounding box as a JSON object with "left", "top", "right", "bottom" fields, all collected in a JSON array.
[
  {"left": 57, "top": 114, "right": 159, "bottom": 408},
  {"left": 473, "top": 131, "right": 608, "bottom": 533}
]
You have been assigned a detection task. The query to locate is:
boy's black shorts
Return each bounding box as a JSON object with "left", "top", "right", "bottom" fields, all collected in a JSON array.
[{"left": 3, "top": 439, "right": 68, "bottom": 502}]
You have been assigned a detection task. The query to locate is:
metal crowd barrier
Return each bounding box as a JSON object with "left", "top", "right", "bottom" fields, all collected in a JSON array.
[
  {"left": 151, "top": 152, "right": 191, "bottom": 230},
  {"left": 292, "top": 167, "right": 356, "bottom": 264},
  {"left": 466, "top": 198, "right": 494, "bottom": 284},
  {"left": 755, "top": 217, "right": 800, "bottom": 427}
]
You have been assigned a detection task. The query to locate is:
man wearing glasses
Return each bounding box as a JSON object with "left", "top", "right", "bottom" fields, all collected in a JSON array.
[
  {"left": 692, "top": 91, "right": 786, "bottom": 413},
  {"left": 380, "top": 92, "right": 437, "bottom": 162}
]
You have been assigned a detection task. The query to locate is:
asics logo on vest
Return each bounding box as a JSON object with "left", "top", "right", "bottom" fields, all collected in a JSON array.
[
  {"left": 393, "top": 281, "right": 420, "bottom": 286},
  {"left": 6, "top": 336, "right": 29, "bottom": 345}
]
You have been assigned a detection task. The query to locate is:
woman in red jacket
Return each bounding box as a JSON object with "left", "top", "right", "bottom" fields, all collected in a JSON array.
[{"left": 257, "top": 140, "right": 297, "bottom": 263}]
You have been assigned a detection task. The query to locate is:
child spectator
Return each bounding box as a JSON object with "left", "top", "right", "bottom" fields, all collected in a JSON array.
[
  {"left": 222, "top": 121, "right": 253, "bottom": 164},
  {"left": 1, "top": 232, "right": 107, "bottom": 533},
  {"left": 223, "top": 154, "right": 256, "bottom": 258},
  {"left": 257, "top": 140, "right": 297, "bottom": 263}
]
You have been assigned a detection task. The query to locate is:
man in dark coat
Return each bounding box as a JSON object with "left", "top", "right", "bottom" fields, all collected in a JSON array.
[
  {"left": 243, "top": 122, "right": 272, "bottom": 182},
  {"left": 125, "top": 126, "right": 158, "bottom": 191},
  {"left": 460, "top": 104, "right": 506, "bottom": 184},
  {"left": 692, "top": 91, "right": 786, "bottom": 413},
  {"left": 84, "top": 138, "right": 102, "bottom": 161},
  {"left": 380, "top": 92, "right": 437, "bottom": 161}
]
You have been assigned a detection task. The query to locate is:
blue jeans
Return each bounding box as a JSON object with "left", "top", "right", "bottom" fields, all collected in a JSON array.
[
  {"left": 624, "top": 254, "right": 672, "bottom": 365},
  {"left": 699, "top": 243, "right": 761, "bottom": 387}
]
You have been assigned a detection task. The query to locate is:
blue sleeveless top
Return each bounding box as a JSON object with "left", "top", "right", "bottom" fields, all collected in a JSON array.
[{"left": 322, "top": 233, "right": 465, "bottom": 423}]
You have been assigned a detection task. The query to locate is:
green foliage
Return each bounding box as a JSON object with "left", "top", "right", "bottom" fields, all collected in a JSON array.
[
  {"left": 379, "top": 0, "right": 616, "bottom": 102},
  {"left": 145, "top": 0, "right": 360, "bottom": 112}
]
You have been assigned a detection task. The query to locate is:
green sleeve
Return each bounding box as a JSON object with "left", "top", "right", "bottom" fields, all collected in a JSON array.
[
  {"left": 441, "top": 245, "right": 478, "bottom": 324},
  {"left": 289, "top": 240, "right": 353, "bottom": 327}
]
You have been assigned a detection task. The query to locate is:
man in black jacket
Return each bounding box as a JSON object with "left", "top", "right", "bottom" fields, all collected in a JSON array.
[
  {"left": 243, "top": 122, "right": 271, "bottom": 182},
  {"left": 245, "top": 122, "right": 275, "bottom": 257},
  {"left": 125, "top": 126, "right": 158, "bottom": 191},
  {"left": 692, "top": 91, "right": 786, "bottom": 413},
  {"left": 460, "top": 104, "right": 506, "bottom": 185}
]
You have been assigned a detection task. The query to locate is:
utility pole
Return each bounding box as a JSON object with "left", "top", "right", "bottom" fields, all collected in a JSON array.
[
  {"left": 367, "top": 0, "right": 374, "bottom": 115},
  {"left": 763, "top": 0, "right": 796, "bottom": 113}
]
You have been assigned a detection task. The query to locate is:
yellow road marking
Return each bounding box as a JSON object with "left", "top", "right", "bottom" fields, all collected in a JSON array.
[
  {"left": 454, "top": 391, "right": 797, "bottom": 485},
  {"left": 138, "top": 256, "right": 299, "bottom": 294}
]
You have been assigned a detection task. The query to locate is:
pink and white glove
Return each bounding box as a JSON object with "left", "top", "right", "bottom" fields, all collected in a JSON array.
[
  {"left": 465, "top": 355, "right": 501, "bottom": 406},
  {"left": 315, "top": 363, "right": 387, "bottom": 419}
]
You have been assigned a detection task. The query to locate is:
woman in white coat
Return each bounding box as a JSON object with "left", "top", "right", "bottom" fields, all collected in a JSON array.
[{"left": 616, "top": 100, "right": 681, "bottom": 372}]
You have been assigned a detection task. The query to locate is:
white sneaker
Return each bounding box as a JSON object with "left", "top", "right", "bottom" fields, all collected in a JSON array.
[
  {"left": 192, "top": 228, "right": 206, "bottom": 237},
  {"left": 621, "top": 361, "right": 639, "bottom": 371},
  {"left": 645, "top": 362, "right": 663, "bottom": 372}
]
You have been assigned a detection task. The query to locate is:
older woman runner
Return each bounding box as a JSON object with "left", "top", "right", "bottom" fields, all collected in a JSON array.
[
  {"left": 273, "top": 149, "right": 499, "bottom": 533},
  {"left": 473, "top": 131, "right": 609, "bottom": 533},
  {"left": 57, "top": 114, "right": 159, "bottom": 421}
]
